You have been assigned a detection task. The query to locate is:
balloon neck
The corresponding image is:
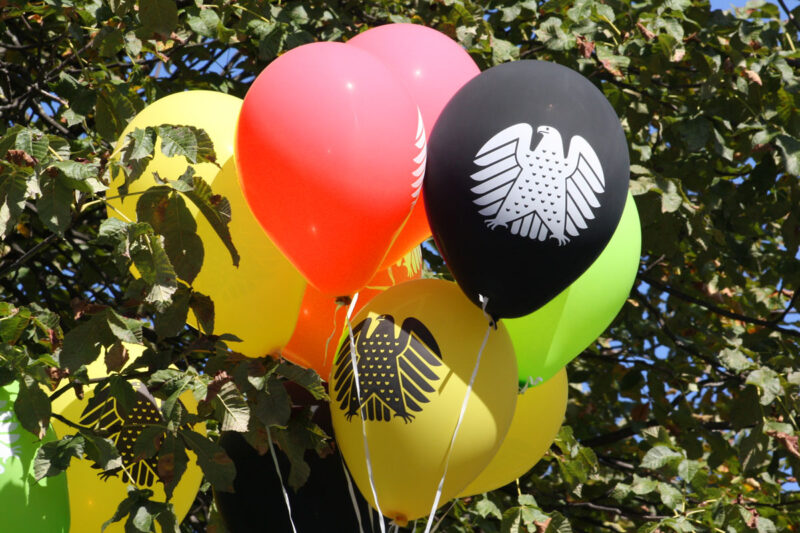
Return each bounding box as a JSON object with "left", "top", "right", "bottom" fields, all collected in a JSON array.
[
  {"left": 335, "top": 295, "right": 353, "bottom": 306},
  {"left": 389, "top": 514, "right": 408, "bottom": 527}
]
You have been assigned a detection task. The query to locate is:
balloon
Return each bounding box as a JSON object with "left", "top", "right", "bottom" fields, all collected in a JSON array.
[
  {"left": 235, "top": 42, "right": 423, "bottom": 296},
  {"left": 215, "top": 385, "right": 371, "bottom": 532},
  {"left": 107, "top": 90, "right": 306, "bottom": 358},
  {"left": 329, "top": 279, "right": 518, "bottom": 524},
  {"left": 459, "top": 369, "right": 567, "bottom": 496},
  {"left": 282, "top": 247, "right": 423, "bottom": 379},
  {"left": 0, "top": 383, "right": 70, "bottom": 532},
  {"left": 424, "top": 60, "right": 631, "bottom": 318},
  {"left": 510, "top": 193, "right": 640, "bottom": 386},
  {"left": 348, "top": 24, "right": 481, "bottom": 268},
  {"left": 50, "top": 345, "right": 204, "bottom": 533}
]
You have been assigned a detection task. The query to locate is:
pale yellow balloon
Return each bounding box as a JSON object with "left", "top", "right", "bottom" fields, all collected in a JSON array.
[
  {"left": 330, "top": 279, "right": 518, "bottom": 525},
  {"left": 459, "top": 368, "right": 567, "bottom": 496},
  {"left": 107, "top": 90, "right": 306, "bottom": 357},
  {"left": 50, "top": 345, "right": 204, "bottom": 533}
]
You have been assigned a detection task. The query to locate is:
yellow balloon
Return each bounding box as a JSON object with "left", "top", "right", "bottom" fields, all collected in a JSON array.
[
  {"left": 107, "top": 90, "right": 306, "bottom": 357},
  {"left": 330, "top": 279, "right": 518, "bottom": 525},
  {"left": 50, "top": 345, "right": 204, "bottom": 532},
  {"left": 459, "top": 368, "right": 567, "bottom": 496}
]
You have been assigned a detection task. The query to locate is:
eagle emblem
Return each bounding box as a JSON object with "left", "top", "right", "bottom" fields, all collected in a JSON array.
[
  {"left": 471, "top": 123, "right": 605, "bottom": 245},
  {"left": 333, "top": 315, "right": 443, "bottom": 423},
  {"left": 79, "top": 383, "right": 170, "bottom": 487}
]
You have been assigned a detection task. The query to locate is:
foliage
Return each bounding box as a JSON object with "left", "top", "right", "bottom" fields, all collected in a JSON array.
[{"left": 2, "top": 0, "right": 800, "bottom": 531}]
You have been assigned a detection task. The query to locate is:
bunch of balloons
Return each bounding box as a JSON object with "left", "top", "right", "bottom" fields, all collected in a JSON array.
[{"left": 98, "top": 22, "right": 641, "bottom": 529}]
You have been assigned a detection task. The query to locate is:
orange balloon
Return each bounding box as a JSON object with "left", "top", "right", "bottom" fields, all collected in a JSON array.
[{"left": 282, "top": 248, "right": 422, "bottom": 379}]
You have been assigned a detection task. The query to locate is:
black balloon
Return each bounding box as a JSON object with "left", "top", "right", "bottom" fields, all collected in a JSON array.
[
  {"left": 214, "top": 386, "right": 371, "bottom": 532},
  {"left": 424, "top": 60, "right": 630, "bottom": 318}
]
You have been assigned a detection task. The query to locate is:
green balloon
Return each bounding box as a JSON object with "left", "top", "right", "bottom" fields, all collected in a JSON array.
[
  {"left": 507, "top": 193, "right": 641, "bottom": 387},
  {"left": 0, "top": 382, "right": 70, "bottom": 532}
]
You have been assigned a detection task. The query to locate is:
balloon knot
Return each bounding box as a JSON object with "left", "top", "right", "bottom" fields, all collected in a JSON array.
[
  {"left": 390, "top": 514, "right": 408, "bottom": 527},
  {"left": 336, "top": 295, "right": 353, "bottom": 306}
]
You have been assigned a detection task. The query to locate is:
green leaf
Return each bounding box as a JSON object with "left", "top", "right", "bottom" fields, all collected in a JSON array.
[
  {"left": 36, "top": 175, "right": 73, "bottom": 234},
  {"left": 213, "top": 381, "right": 250, "bottom": 432},
  {"left": 642, "top": 445, "right": 683, "bottom": 470},
  {"left": 0, "top": 306, "right": 31, "bottom": 344},
  {"left": 277, "top": 363, "right": 327, "bottom": 400},
  {"left": 501, "top": 507, "right": 524, "bottom": 533},
  {"left": 253, "top": 379, "right": 291, "bottom": 428},
  {"left": 187, "top": 10, "right": 220, "bottom": 38},
  {"left": 15, "top": 128, "right": 49, "bottom": 162},
  {"left": 162, "top": 194, "right": 203, "bottom": 283},
  {"left": 0, "top": 173, "right": 33, "bottom": 238},
  {"left": 188, "top": 291, "right": 214, "bottom": 334},
  {"left": 775, "top": 135, "right": 800, "bottom": 176},
  {"left": 83, "top": 433, "right": 123, "bottom": 471},
  {"left": 631, "top": 474, "right": 658, "bottom": 495},
  {"left": 180, "top": 173, "right": 238, "bottom": 267},
  {"left": 95, "top": 86, "right": 138, "bottom": 142},
  {"left": 746, "top": 367, "right": 783, "bottom": 405},
  {"left": 154, "top": 285, "right": 191, "bottom": 338},
  {"left": 34, "top": 435, "right": 86, "bottom": 481},
  {"left": 718, "top": 347, "right": 755, "bottom": 372},
  {"left": 492, "top": 38, "right": 520, "bottom": 63},
  {"left": 270, "top": 408, "right": 328, "bottom": 490},
  {"left": 537, "top": 18, "right": 574, "bottom": 51},
  {"left": 61, "top": 311, "right": 115, "bottom": 372},
  {"left": 157, "top": 433, "right": 189, "bottom": 500},
  {"left": 130, "top": 232, "right": 178, "bottom": 311},
  {"left": 14, "top": 380, "right": 51, "bottom": 438},
  {"left": 179, "top": 428, "right": 236, "bottom": 492},
  {"left": 476, "top": 497, "right": 503, "bottom": 520},
  {"left": 157, "top": 126, "right": 216, "bottom": 165},
  {"left": 657, "top": 482, "right": 684, "bottom": 509},
  {"left": 139, "top": 0, "right": 179, "bottom": 37},
  {"left": 739, "top": 426, "right": 771, "bottom": 474}
]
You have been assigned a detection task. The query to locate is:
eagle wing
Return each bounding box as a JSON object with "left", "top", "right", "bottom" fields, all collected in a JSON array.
[
  {"left": 469, "top": 123, "right": 533, "bottom": 217},
  {"left": 397, "top": 317, "right": 443, "bottom": 415},
  {"left": 332, "top": 318, "right": 368, "bottom": 418},
  {"left": 563, "top": 135, "right": 605, "bottom": 237}
]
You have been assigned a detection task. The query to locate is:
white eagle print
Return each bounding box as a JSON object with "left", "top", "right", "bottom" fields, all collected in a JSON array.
[
  {"left": 0, "top": 400, "right": 22, "bottom": 475},
  {"left": 471, "top": 123, "right": 605, "bottom": 245}
]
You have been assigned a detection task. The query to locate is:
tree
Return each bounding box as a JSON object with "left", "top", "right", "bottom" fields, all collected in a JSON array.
[{"left": 2, "top": 0, "right": 800, "bottom": 531}]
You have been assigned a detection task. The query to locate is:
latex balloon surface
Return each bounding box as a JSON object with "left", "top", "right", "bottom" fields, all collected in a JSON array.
[
  {"left": 236, "top": 42, "right": 422, "bottom": 296},
  {"left": 107, "top": 90, "right": 305, "bottom": 357},
  {"left": 283, "top": 247, "right": 422, "bottom": 379},
  {"left": 425, "top": 60, "right": 631, "bottom": 318},
  {"left": 50, "top": 345, "right": 204, "bottom": 533},
  {"left": 348, "top": 23, "right": 480, "bottom": 268},
  {"left": 459, "top": 369, "right": 567, "bottom": 496},
  {"left": 330, "top": 279, "right": 518, "bottom": 524},
  {"left": 509, "top": 193, "right": 641, "bottom": 386},
  {"left": 0, "top": 382, "right": 70, "bottom": 533}
]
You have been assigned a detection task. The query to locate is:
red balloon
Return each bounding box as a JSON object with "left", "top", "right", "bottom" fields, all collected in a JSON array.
[
  {"left": 348, "top": 24, "right": 481, "bottom": 268},
  {"left": 282, "top": 248, "right": 423, "bottom": 380},
  {"left": 236, "top": 42, "right": 421, "bottom": 296}
]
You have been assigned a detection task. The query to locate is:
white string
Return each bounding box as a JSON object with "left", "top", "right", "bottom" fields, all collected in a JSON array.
[
  {"left": 265, "top": 425, "right": 298, "bottom": 533},
  {"left": 345, "top": 292, "right": 387, "bottom": 533},
  {"left": 422, "top": 295, "right": 493, "bottom": 533},
  {"left": 341, "top": 456, "right": 366, "bottom": 533}
]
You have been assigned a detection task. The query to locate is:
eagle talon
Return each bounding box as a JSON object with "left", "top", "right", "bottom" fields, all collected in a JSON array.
[
  {"left": 485, "top": 219, "right": 505, "bottom": 230},
  {"left": 552, "top": 235, "right": 570, "bottom": 246}
]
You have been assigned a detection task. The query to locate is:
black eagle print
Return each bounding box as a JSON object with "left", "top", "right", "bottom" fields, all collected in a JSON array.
[
  {"left": 333, "top": 314, "right": 443, "bottom": 423},
  {"left": 78, "top": 383, "right": 165, "bottom": 488}
]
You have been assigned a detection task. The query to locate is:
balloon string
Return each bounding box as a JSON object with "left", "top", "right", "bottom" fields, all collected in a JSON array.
[
  {"left": 341, "top": 456, "right": 366, "bottom": 533},
  {"left": 323, "top": 300, "right": 345, "bottom": 376},
  {"left": 345, "top": 292, "right": 387, "bottom": 533},
  {"left": 265, "top": 425, "right": 298, "bottom": 533},
  {"left": 423, "top": 295, "right": 492, "bottom": 533}
]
